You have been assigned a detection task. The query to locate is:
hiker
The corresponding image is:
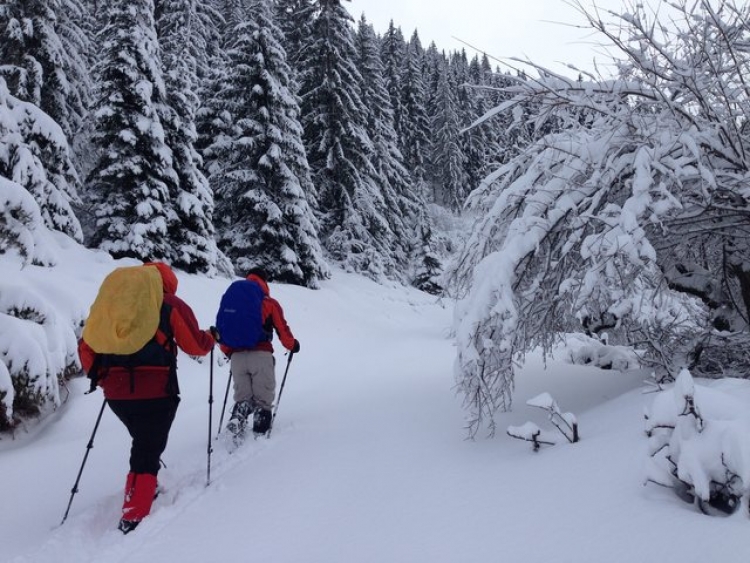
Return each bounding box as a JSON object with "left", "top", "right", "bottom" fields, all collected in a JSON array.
[
  {"left": 78, "top": 261, "right": 216, "bottom": 534},
  {"left": 217, "top": 268, "right": 300, "bottom": 438}
]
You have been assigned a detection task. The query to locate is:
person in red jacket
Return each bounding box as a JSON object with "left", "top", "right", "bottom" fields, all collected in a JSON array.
[
  {"left": 78, "top": 262, "right": 215, "bottom": 534},
  {"left": 220, "top": 268, "right": 299, "bottom": 437}
]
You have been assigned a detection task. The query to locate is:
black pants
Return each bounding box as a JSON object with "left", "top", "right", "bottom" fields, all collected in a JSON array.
[{"left": 108, "top": 397, "right": 180, "bottom": 475}]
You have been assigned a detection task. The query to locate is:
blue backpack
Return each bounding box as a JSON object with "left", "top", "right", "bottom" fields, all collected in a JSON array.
[{"left": 215, "top": 280, "right": 266, "bottom": 348}]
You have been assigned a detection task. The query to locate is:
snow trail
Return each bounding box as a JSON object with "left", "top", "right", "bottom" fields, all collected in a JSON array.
[{"left": 2, "top": 261, "right": 750, "bottom": 563}]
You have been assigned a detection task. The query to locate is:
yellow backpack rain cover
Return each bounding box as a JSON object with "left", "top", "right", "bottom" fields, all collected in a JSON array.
[{"left": 82, "top": 266, "right": 164, "bottom": 355}]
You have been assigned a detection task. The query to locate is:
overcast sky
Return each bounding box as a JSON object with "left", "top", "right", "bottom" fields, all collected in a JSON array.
[{"left": 347, "top": 0, "right": 628, "bottom": 75}]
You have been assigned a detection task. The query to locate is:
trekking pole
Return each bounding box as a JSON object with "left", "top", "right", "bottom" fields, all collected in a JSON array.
[
  {"left": 207, "top": 347, "right": 214, "bottom": 487},
  {"left": 61, "top": 398, "right": 107, "bottom": 525},
  {"left": 267, "top": 351, "right": 294, "bottom": 439},
  {"left": 216, "top": 369, "right": 233, "bottom": 439}
]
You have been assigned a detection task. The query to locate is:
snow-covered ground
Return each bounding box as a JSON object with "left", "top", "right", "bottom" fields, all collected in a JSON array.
[{"left": 2, "top": 245, "right": 750, "bottom": 563}]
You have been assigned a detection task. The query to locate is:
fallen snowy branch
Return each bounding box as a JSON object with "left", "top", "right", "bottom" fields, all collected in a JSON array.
[{"left": 507, "top": 392, "right": 579, "bottom": 451}]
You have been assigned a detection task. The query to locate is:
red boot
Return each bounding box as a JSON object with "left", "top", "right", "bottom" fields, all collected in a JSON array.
[{"left": 119, "top": 472, "right": 158, "bottom": 533}]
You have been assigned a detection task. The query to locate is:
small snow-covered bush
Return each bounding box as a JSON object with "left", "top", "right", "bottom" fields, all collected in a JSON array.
[
  {"left": 565, "top": 334, "right": 640, "bottom": 371},
  {"left": 645, "top": 369, "right": 750, "bottom": 516},
  {"left": 0, "top": 176, "right": 59, "bottom": 267},
  {"left": 0, "top": 282, "right": 79, "bottom": 431}
]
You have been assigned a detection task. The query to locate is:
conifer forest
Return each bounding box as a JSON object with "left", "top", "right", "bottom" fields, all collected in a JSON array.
[{"left": 3, "top": 0, "right": 750, "bottom": 439}]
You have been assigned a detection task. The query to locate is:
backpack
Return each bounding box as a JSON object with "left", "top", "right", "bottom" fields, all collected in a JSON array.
[
  {"left": 215, "top": 279, "right": 266, "bottom": 349},
  {"left": 82, "top": 266, "right": 164, "bottom": 354}
]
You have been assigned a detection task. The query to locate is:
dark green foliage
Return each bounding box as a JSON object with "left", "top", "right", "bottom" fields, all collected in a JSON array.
[
  {"left": 0, "top": 0, "right": 92, "bottom": 141},
  {"left": 204, "top": 0, "right": 327, "bottom": 286},
  {"left": 87, "top": 0, "right": 175, "bottom": 261},
  {"left": 156, "top": 0, "right": 221, "bottom": 274}
]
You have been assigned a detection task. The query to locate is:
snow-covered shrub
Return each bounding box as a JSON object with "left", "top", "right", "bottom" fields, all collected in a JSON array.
[
  {"left": 0, "top": 281, "right": 79, "bottom": 431},
  {"left": 411, "top": 220, "right": 443, "bottom": 295},
  {"left": 0, "top": 77, "right": 82, "bottom": 243},
  {"left": 507, "top": 392, "right": 579, "bottom": 451},
  {"left": 565, "top": 334, "right": 640, "bottom": 372},
  {"left": 0, "top": 176, "right": 59, "bottom": 266},
  {"left": 645, "top": 369, "right": 750, "bottom": 515}
]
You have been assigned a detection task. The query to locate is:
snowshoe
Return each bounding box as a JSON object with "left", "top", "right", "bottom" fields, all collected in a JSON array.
[
  {"left": 226, "top": 418, "right": 244, "bottom": 438},
  {"left": 699, "top": 492, "right": 741, "bottom": 517},
  {"left": 118, "top": 519, "right": 140, "bottom": 535},
  {"left": 226, "top": 400, "right": 253, "bottom": 437},
  {"left": 253, "top": 408, "right": 272, "bottom": 436}
]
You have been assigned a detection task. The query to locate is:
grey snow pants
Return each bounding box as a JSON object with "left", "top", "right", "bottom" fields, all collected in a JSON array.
[{"left": 230, "top": 350, "right": 276, "bottom": 410}]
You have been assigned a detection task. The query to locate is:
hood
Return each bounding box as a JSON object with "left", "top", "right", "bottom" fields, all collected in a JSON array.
[
  {"left": 246, "top": 273, "right": 269, "bottom": 296},
  {"left": 144, "top": 262, "right": 178, "bottom": 294}
]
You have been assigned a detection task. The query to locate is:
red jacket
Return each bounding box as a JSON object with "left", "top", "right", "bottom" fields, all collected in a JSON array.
[
  {"left": 78, "top": 264, "right": 214, "bottom": 400},
  {"left": 219, "top": 274, "right": 296, "bottom": 356}
]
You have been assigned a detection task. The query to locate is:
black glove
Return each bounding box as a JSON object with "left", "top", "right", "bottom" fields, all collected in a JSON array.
[
  {"left": 291, "top": 339, "right": 300, "bottom": 353},
  {"left": 209, "top": 326, "right": 220, "bottom": 342}
]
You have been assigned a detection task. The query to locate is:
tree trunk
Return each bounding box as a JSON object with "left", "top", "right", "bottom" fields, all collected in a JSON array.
[{"left": 732, "top": 267, "right": 750, "bottom": 327}]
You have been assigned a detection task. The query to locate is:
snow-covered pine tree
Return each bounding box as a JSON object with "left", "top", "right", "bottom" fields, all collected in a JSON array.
[
  {"left": 354, "top": 17, "right": 415, "bottom": 273},
  {"left": 480, "top": 53, "right": 505, "bottom": 106},
  {"left": 193, "top": 2, "right": 230, "bottom": 161},
  {"left": 472, "top": 54, "right": 512, "bottom": 174},
  {"left": 0, "top": 77, "right": 78, "bottom": 261},
  {"left": 87, "top": 0, "right": 177, "bottom": 262},
  {"left": 427, "top": 57, "right": 469, "bottom": 211},
  {"left": 450, "top": 0, "right": 750, "bottom": 437},
  {"left": 458, "top": 53, "right": 492, "bottom": 198},
  {"left": 379, "top": 20, "right": 406, "bottom": 156},
  {"left": 203, "top": 0, "right": 328, "bottom": 286},
  {"left": 0, "top": 0, "right": 91, "bottom": 143},
  {"left": 0, "top": 0, "right": 89, "bottom": 241},
  {"left": 355, "top": 16, "right": 443, "bottom": 290},
  {"left": 155, "top": 0, "right": 225, "bottom": 275},
  {"left": 196, "top": 0, "right": 256, "bottom": 176},
  {"left": 0, "top": 76, "right": 82, "bottom": 242},
  {"left": 467, "top": 55, "right": 511, "bottom": 173},
  {"left": 450, "top": 49, "right": 471, "bottom": 113},
  {"left": 421, "top": 41, "right": 444, "bottom": 199},
  {"left": 297, "top": 0, "right": 398, "bottom": 279},
  {"left": 399, "top": 31, "right": 430, "bottom": 188},
  {"left": 182, "top": 0, "right": 224, "bottom": 85},
  {"left": 274, "top": 0, "right": 315, "bottom": 82},
  {"left": 422, "top": 41, "right": 443, "bottom": 95}
]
